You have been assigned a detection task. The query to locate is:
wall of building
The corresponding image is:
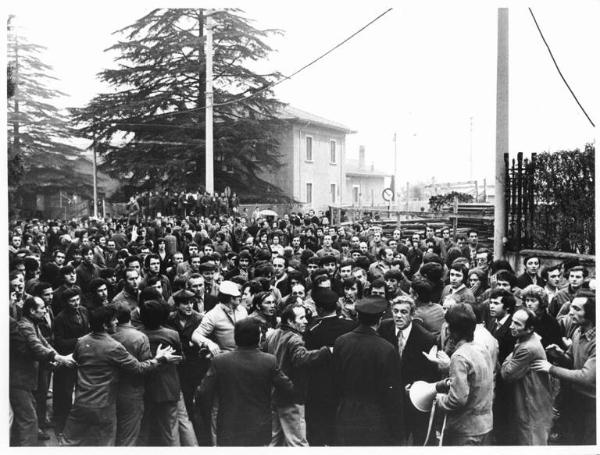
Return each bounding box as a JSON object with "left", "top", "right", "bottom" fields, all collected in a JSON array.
[
  {"left": 292, "top": 124, "right": 345, "bottom": 212},
  {"left": 344, "top": 176, "right": 389, "bottom": 208}
]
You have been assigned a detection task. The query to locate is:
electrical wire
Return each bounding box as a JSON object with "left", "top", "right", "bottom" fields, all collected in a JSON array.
[
  {"left": 121, "top": 8, "right": 393, "bottom": 123},
  {"left": 528, "top": 8, "right": 595, "bottom": 127}
]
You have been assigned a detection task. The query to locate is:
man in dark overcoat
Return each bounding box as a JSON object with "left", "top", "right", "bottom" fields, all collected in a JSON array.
[{"left": 333, "top": 295, "right": 404, "bottom": 446}]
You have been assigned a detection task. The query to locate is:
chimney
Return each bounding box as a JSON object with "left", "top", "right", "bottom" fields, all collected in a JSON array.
[{"left": 359, "top": 145, "right": 365, "bottom": 169}]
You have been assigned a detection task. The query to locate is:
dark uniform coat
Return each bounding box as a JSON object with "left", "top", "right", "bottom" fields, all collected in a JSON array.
[
  {"left": 333, "top": 324, "right": 404, "bottom": 446},
  {"left": 304, "top": 316, "right": 356, "bottom": 446},
  {"left": 198, "top": 347, "right": 293, "bottom": 446}
]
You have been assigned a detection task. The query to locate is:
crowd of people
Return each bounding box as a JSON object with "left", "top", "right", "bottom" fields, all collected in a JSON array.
[{"left": 8, "top": 207, "right": 596, "bottom": 446}]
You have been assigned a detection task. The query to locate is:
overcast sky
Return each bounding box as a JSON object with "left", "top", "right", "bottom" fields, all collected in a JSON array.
[{"left": 6, "top": 0, "right": 599, "bottom": 186}]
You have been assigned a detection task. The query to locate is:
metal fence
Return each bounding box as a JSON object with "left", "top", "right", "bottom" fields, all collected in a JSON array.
[{"left": 504, "top": 149, "right": 595, "bottom": 254}]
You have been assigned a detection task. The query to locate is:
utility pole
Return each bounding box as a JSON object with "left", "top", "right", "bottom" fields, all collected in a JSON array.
[
  {"left": 92, "top": 130, "right": 98, "bottom": 218},
  {"left": 205, "top": 10, "right": 214, "bottom": 195},
  {"left": 393, "top": 132, "right": 398, "bottom": 209},
  {"left": 494, "top": 8, "right": 509, "bottom": 259}
]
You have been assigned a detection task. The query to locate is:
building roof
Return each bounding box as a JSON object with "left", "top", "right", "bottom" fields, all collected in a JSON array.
[
  {"left": 345, "top": 158, "right": 392, "bottom": 178},
  {"left": 277, "top": 105, "right": 356, "bottom": 134}
]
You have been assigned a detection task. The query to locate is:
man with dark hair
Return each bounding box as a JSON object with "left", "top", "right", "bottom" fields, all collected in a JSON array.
[
  {"left": 10, "top": 298, "right": 74, "bottom": 446},
  {"left": 551, "top": 265, "right": 588, "bottom": 318},
  {"left": 500, "top": 308, "right": 553, "bottom": 445},
  {"left": 383, "top": 269, "right": 410, "bottom": 299},
  {"left": 434, "top": 303, "right": 493, "bottom": 445},
  {"left": 88, "top": 278, "right": 111, "bottom": 309},
  {"left": 138, "top": 300, "right": 185, "bottom": 446},
  {"left": 265, "top": 303, "right": 331, "bottom": 446},
  {"left": 52, "top": 265, "right": 78, "bottom": 315},
  {"left": 141, "top": 253, "right": 172, "bottom": 301},
  {"left": 76, "top": 245, "right": 102, "bottom": 307},
  {"left": 533, "top": 289, "right": 596, "bottom": 445},
  {"left": 440, "top": 263, "right": 476, "bottom": 306},
  {"left": 166, "top": 289, "right": 205, "bottom": 435},
  {"left": 52, "top": 286, "right": 90, "bottom": 438},
  {"left": 61, "top": 305, "right": 179, "bottom": 446},
  {"left": 304, "top": 288, "right": 355, "bottom": 446},
  {"left": 370, "top": 278, "right": 386, "bottom": 298},
  {"left": 333, "top": 295, "right": 404, "bottom": 445},
  {"left": 110, "top": 304, "right": 151, "bottom": 446},
  {"left": 198, "top": 318, "right": 293, "bottom": 446},
  {"left": 541, "top": 263, "right": 563, "bottom": 303},
  {"left": 486, "top": 288, "right": 516, "bottom": 445},
  {"left": 378, "top": 295, "right": 438, "bottom": 445},
  {"left": 273, "top": 256, "right": 291, "bottom": 297},
  {"left": 411, "top": 278, "right": 444, "bottom": 336}
]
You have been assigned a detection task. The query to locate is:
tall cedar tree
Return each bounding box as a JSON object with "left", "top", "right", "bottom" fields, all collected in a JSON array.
[
  {"left": 71, "top": 9, "right": 288, "bottom": 199},
  {"left": 7, "top": 15, "right": 84, "bottom": 195}
]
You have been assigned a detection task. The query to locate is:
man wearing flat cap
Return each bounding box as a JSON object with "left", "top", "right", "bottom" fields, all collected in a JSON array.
[
  {"left": 304, "top": 288, "right": 356, "bottom": 446},
  {"left": 332, "top": 295, "right": 404, "bottom": 446}
]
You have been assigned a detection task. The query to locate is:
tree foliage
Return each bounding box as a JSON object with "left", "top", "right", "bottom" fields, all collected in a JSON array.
[
  {"left": 7, "top": 15, "right": 82, "bottom": 193},
  {"left": 428, "top": 191, "right": 473, "bottom": 212},
  {"left": 71, "top": 8, "right": 288, "bottom": 199},
  {"left": 530, "top": 144, "right": 595, "bottom": 253}
]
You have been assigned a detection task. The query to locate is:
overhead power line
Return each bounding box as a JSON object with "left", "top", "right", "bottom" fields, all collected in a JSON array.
[
  {"left": 528, "top": 8, "right": 595, "bottom": 127},
  {"left": 134, "top": 8, "right": 393, "bottom": 121}
]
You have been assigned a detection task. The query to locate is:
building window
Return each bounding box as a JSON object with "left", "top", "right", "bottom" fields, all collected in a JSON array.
[
  {"left": 353, "top": 185, "right": 360, "bottom": 204},
  {"left": 330, "top": 140, "right": 336, "bottom": 164},
  {"left": 306, "top": 183, "right": 313, "bottom": 204},
  {"left": 330, "top": 183, "right": 336, "bottom": 204},
  {"left": 306, "top": 136, "right": 313, "bottom": 161}
]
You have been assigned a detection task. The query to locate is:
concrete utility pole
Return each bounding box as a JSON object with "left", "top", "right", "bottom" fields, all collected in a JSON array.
[
  {"left": 92, "top": 130, "right": 98, "bottom": 218},
  {"left": 205, "top": 10, "right": 214, "bottom": 195},
  {"left": 393, "top": 132, "right": 398, "bottom": 209},
  {"left": 494, "top": 8, "right": 509, "bottom": 258}
]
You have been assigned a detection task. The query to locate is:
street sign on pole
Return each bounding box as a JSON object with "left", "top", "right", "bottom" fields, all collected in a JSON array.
[{"left": 382, "top": 187, "right": 394, "bottom": 202}]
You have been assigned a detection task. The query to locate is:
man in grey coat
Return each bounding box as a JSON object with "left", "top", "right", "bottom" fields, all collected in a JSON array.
[
  {"left": 500, "top": 308, "right": 553, "bottom": 445},
  {"left": 435, "top": 303, "right": 494, "bottom": 445}
]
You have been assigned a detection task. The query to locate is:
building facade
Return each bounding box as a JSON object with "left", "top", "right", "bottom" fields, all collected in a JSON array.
[
  {"left": 344, "top": 146, "right": 392, "bottom": 208},
  {"left": 258, "top": 106, "right": 355, "bottom": 212}
]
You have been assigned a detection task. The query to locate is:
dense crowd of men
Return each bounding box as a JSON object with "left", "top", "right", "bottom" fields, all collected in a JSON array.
[{"left": 8, "top": 207, "right": 596, "bottom": 446}]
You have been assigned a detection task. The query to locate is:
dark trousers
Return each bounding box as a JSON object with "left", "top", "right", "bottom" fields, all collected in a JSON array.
[
  {"left": 563, "top": 390, "right": 596, "bottom": 445},
  {"left": 116, "top": 392, "right": 144, "bottom": 446},
  {"left": 9, "top": 387, "right": 38, "bottom": 446},
  {"left": 405, "top": 401, "right": 430, "bottom": 445},
  {"left": 63, "top": 404, "right": 116, "bottom": 446},
  {"left": 34, "top": 367, "right": 51, "bottom": 426},
  {"left": 52, "top": 367, "right": 77, "bottom": 433},
  {"left": 306, "top": 401, "right": 335, "bottom": 446},
  {"left": 138, "top": 400, "right": 179, "bottom": 446}
]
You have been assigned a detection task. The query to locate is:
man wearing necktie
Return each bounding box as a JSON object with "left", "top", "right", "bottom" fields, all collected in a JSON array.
[{"left": 378, "top": 295, "right": 438, "bottom": 445}]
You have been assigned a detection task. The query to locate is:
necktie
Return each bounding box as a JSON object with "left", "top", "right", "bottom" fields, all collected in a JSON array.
[{"left": 397, "top": 330, "right": 405, "bottom": 358}]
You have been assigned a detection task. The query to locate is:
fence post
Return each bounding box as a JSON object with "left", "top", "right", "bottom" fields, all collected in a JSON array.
[{"left": 516, "top": 152, "right": 523, "bottom": 250}]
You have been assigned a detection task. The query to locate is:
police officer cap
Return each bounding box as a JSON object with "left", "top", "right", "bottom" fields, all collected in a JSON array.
[
  {"left": 312, "top": 288, "right": 339, "bottom": 308},
  {"left": 355, "top": 295, "right": 388, "bottom": 314},
  {"left": 198, "top": 262, "right": 217, "bottom": 273}
]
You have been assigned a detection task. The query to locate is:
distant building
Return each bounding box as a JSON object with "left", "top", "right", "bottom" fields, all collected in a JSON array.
[
  {"left": 344, "top": 145, "right": 392, "bottom": 208},
  {"left": 257, "top": 106, "right": 356, "bottom": 212},
  {"left": 14, "top": 155, "right": 119, "bottom": 219}
]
